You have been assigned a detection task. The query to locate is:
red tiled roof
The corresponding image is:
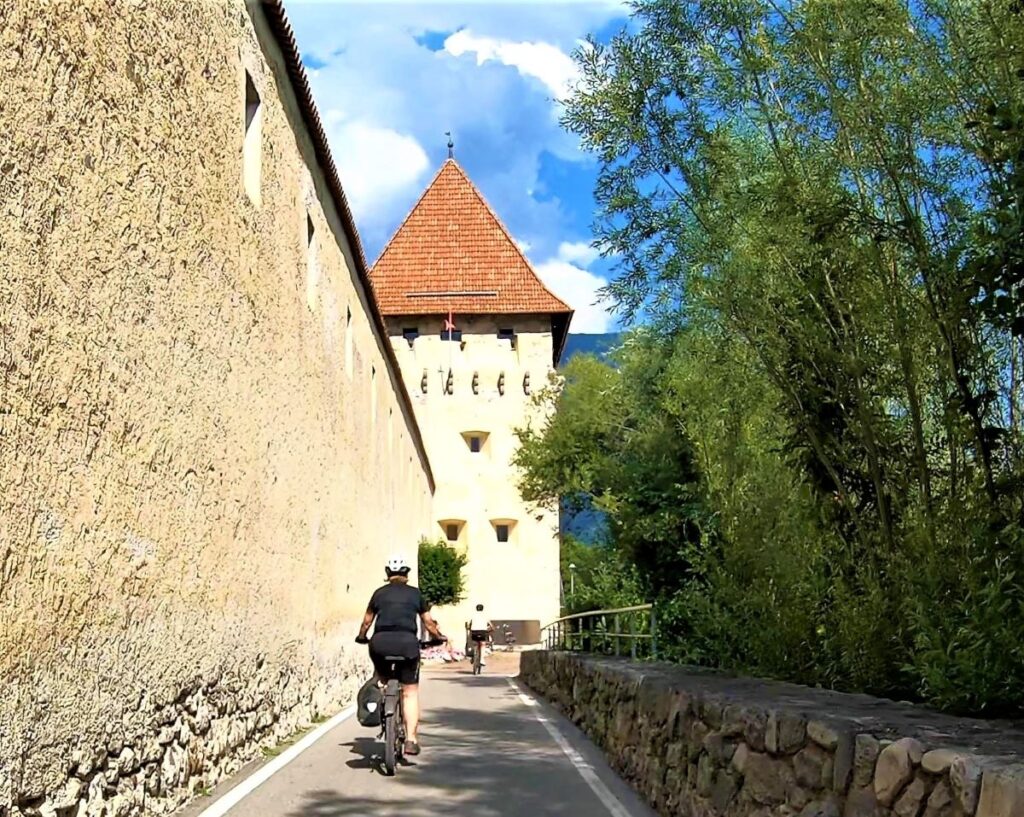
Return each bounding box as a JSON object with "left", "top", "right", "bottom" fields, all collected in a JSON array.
[{"left": 370, "top": 160, "right": 574, "bottom": 320}]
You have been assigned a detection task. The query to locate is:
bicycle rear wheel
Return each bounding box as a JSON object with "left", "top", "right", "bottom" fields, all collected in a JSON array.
[
  {"left": 397, "top": 698, "right": 406, "bottom": 761},
  {"left": 383, "top": 680, "right": 400, "bottom": 775}
]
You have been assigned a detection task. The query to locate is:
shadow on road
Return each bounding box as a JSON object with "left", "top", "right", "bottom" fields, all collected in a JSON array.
[
  {"left": 343, "top": 736, "right": 419, "bottom": 775},
  {"left": 342, "top": 736, "right": 382, "bottom": 774},
  {"left": 287, "top": 676, "right": 593, "bottom": 816}
]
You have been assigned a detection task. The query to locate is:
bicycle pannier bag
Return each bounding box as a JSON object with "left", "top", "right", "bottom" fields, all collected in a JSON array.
[{"left": 356, "top": 677, "right": 383, "bottom": 727}]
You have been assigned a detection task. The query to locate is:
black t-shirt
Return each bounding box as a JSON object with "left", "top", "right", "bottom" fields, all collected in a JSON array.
[{"left": 369, "top": 582, "right": 427, "bottom": 635}]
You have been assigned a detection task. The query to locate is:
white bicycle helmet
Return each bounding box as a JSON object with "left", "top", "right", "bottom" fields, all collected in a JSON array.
[{"left": 385, "top": 554, "right": 411, "bottom": 577}]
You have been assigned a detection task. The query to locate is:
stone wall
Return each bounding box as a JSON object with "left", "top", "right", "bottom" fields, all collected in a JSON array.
[
  {"left": 520, "top": 652, "right": 1024, "bottom": 817},
  {"left": 0, "top": 2, "right": 432, "bottom": 815}
]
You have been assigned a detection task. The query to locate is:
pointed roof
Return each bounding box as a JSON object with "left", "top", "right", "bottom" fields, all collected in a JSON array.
[{"left": 370, "top": 159, "right": 574, "bottom": 332}]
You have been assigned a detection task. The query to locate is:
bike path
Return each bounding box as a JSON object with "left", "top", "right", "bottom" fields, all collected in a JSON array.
[{"left": 183, "top": 665, "right": 656, "bottom": 817}]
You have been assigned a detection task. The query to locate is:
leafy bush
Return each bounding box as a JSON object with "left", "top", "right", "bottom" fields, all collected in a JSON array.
[{"left": 417, "top": 538, "right": 467, "bottom": 608}]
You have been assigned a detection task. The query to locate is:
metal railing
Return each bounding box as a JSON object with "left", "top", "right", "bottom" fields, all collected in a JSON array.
[{"left": 541, "top": 604, "right": 656, "bottom": 660}]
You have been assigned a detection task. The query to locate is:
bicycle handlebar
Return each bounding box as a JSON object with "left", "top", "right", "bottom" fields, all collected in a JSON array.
[{"left": 420, "top": 636, "right": 448, "bottom": 648}]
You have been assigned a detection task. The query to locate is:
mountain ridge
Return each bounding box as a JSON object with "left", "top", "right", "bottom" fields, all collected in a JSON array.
[{"left": 560, "top": 332, "right": 622, "bottom": 366}]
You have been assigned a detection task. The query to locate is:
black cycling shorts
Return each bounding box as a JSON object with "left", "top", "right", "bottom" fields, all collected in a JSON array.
[
  {"left": 470, "top": 630, "right": 489, "bottom": 642},
  {"left": 369, "top": 631, "right": 421, "bottom": 685}
]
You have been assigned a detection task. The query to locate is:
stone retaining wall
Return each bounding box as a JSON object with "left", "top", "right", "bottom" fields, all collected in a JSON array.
[
  {"left": 520, "top": 652, "right": 1024, "bottom": 817},
  {"left": 5, "top": 660, "right": 364, "bottom": 817}
]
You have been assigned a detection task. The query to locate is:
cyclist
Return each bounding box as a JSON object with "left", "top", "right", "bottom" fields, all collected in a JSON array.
[
  {"left": 467, "top": 604, "right": 493, "bottom": 667},
  {"left": 355, "top": 554, "right": 447, "bottom": 756}
]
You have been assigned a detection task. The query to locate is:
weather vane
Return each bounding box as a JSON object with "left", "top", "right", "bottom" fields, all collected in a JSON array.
[{"left": 445, "top": 131, "right": 454, "bottom": 159}]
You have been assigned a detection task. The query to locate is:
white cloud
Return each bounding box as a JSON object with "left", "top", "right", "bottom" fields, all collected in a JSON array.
[
  {"left": 556, "top": 240, "right": 600, "bottom": 267},
  {"left": 534, "top": 258, "right": 611, "bottom": 333},
  {"left": 287, "top": 2, "right": 628, "bottom": 257},
  {"left": 326, "top": 119, "right": 430, "bottom": 219},
  {"left": 444, "top": 29, "right": 581, "bottom": 99}
]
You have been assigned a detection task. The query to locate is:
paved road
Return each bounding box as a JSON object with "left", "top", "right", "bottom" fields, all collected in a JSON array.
[{"left": 184, "top": 666, "right": 656, "bottom": 817}]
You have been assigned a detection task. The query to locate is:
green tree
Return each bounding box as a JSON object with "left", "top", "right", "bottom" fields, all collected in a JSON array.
[
  {"left": 561, "top": 534, "right": 645, "bottom": 615},
  {"left": 517, "top": 339, "right": 705, "bottom": 596},
  {"left": 514, "top": 0, "right": 1024, "bottom": 714},
  {"left": 417, "top": 538, "right": 467, "bottom": 608}
]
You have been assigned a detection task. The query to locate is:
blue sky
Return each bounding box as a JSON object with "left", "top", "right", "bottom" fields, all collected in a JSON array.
[{"left": 284, "top": 1, "right": 631, "bottom": 332}]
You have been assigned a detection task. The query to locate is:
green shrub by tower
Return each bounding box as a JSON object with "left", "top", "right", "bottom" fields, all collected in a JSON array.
[{"left": 417, "top": 538, "right": 468, "bottom": 609}]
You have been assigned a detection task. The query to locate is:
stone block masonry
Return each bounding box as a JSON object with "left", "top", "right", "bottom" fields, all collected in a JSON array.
[
  {"left": 3, "top": 659, "right": 360, "bottom": 817},
  {"left": 0, "top": 1, "right": 432, "bottom": 815},
  {"left": 520, "top": 652, "right": 1024, "bottom": 817}
]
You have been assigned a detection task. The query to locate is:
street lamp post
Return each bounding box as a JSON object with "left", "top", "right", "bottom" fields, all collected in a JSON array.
[{"left": 569, "top": 562, "right": 577, "bottom": 597}]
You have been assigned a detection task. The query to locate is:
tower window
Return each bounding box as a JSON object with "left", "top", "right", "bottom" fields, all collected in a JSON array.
[
  {"left": 491, "top": 519, "right": 515, "bottom": 542},
  {"left": 498, "top": 328, "right": 516, "bottom": 349},
  {"left": 371, "top": 365, "right": 377, "bottom": 426},
  {"left": 403, "top": 327, "right": 419, "bottom": 348},
  {"left": 245, "top": 73, "right": 260, "bottom": 131},
  {"left": 243, "top": 71, "right": 262, "bottom": 205},
  {"left": 461, "top": 431, "right": 489, "bottom": 453},
  {"left": 305, "top": 212, "right": 317, "bottom": 310},
  {"left": 345, "top": 306, "right": 353, "bottom": 377},
  {"left": 439, "top": 519, "right": 465, "bottom": 542}
]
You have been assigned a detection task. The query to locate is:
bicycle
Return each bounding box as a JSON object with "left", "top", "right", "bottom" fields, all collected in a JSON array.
[
  {"left": 470, "top": 633, "right": 490, "bottom": 675},
  {"left": 357, "top": 637, "right": 445, "bottom": 776},
  {"left": 378, "top": 656, "right": 406, "bottom": 775}
]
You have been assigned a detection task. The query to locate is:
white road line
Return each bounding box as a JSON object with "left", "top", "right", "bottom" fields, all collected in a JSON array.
[
  {"left": 508, "top": 679, "right": 634, "bottom": 817},
  {"left": 195, "top": 704, "right": 357, "bottom": 817}
]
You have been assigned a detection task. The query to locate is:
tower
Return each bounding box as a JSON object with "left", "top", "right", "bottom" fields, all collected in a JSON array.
[{"left": 370, "top": 159, "right": 573, "bottom": 640}]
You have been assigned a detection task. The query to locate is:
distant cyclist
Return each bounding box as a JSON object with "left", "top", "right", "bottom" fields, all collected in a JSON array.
[
  {"left": 467, "top": 604, "right": 493, "bottom": 666},
  {"left": 356, "top": 555, "right": 446, "bottom": 756}
]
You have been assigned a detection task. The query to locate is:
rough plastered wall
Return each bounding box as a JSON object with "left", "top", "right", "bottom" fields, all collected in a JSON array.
[
  {"left": 0, "top": 2, "right": 432, "bottom": 815},
  {"left": 385, "top": 314, "right": 562, "bottom": 641}
]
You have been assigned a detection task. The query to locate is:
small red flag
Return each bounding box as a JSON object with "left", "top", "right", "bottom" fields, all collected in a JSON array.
[{"left": 444, "top": 310, "right": 456, "bottom": 334}]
